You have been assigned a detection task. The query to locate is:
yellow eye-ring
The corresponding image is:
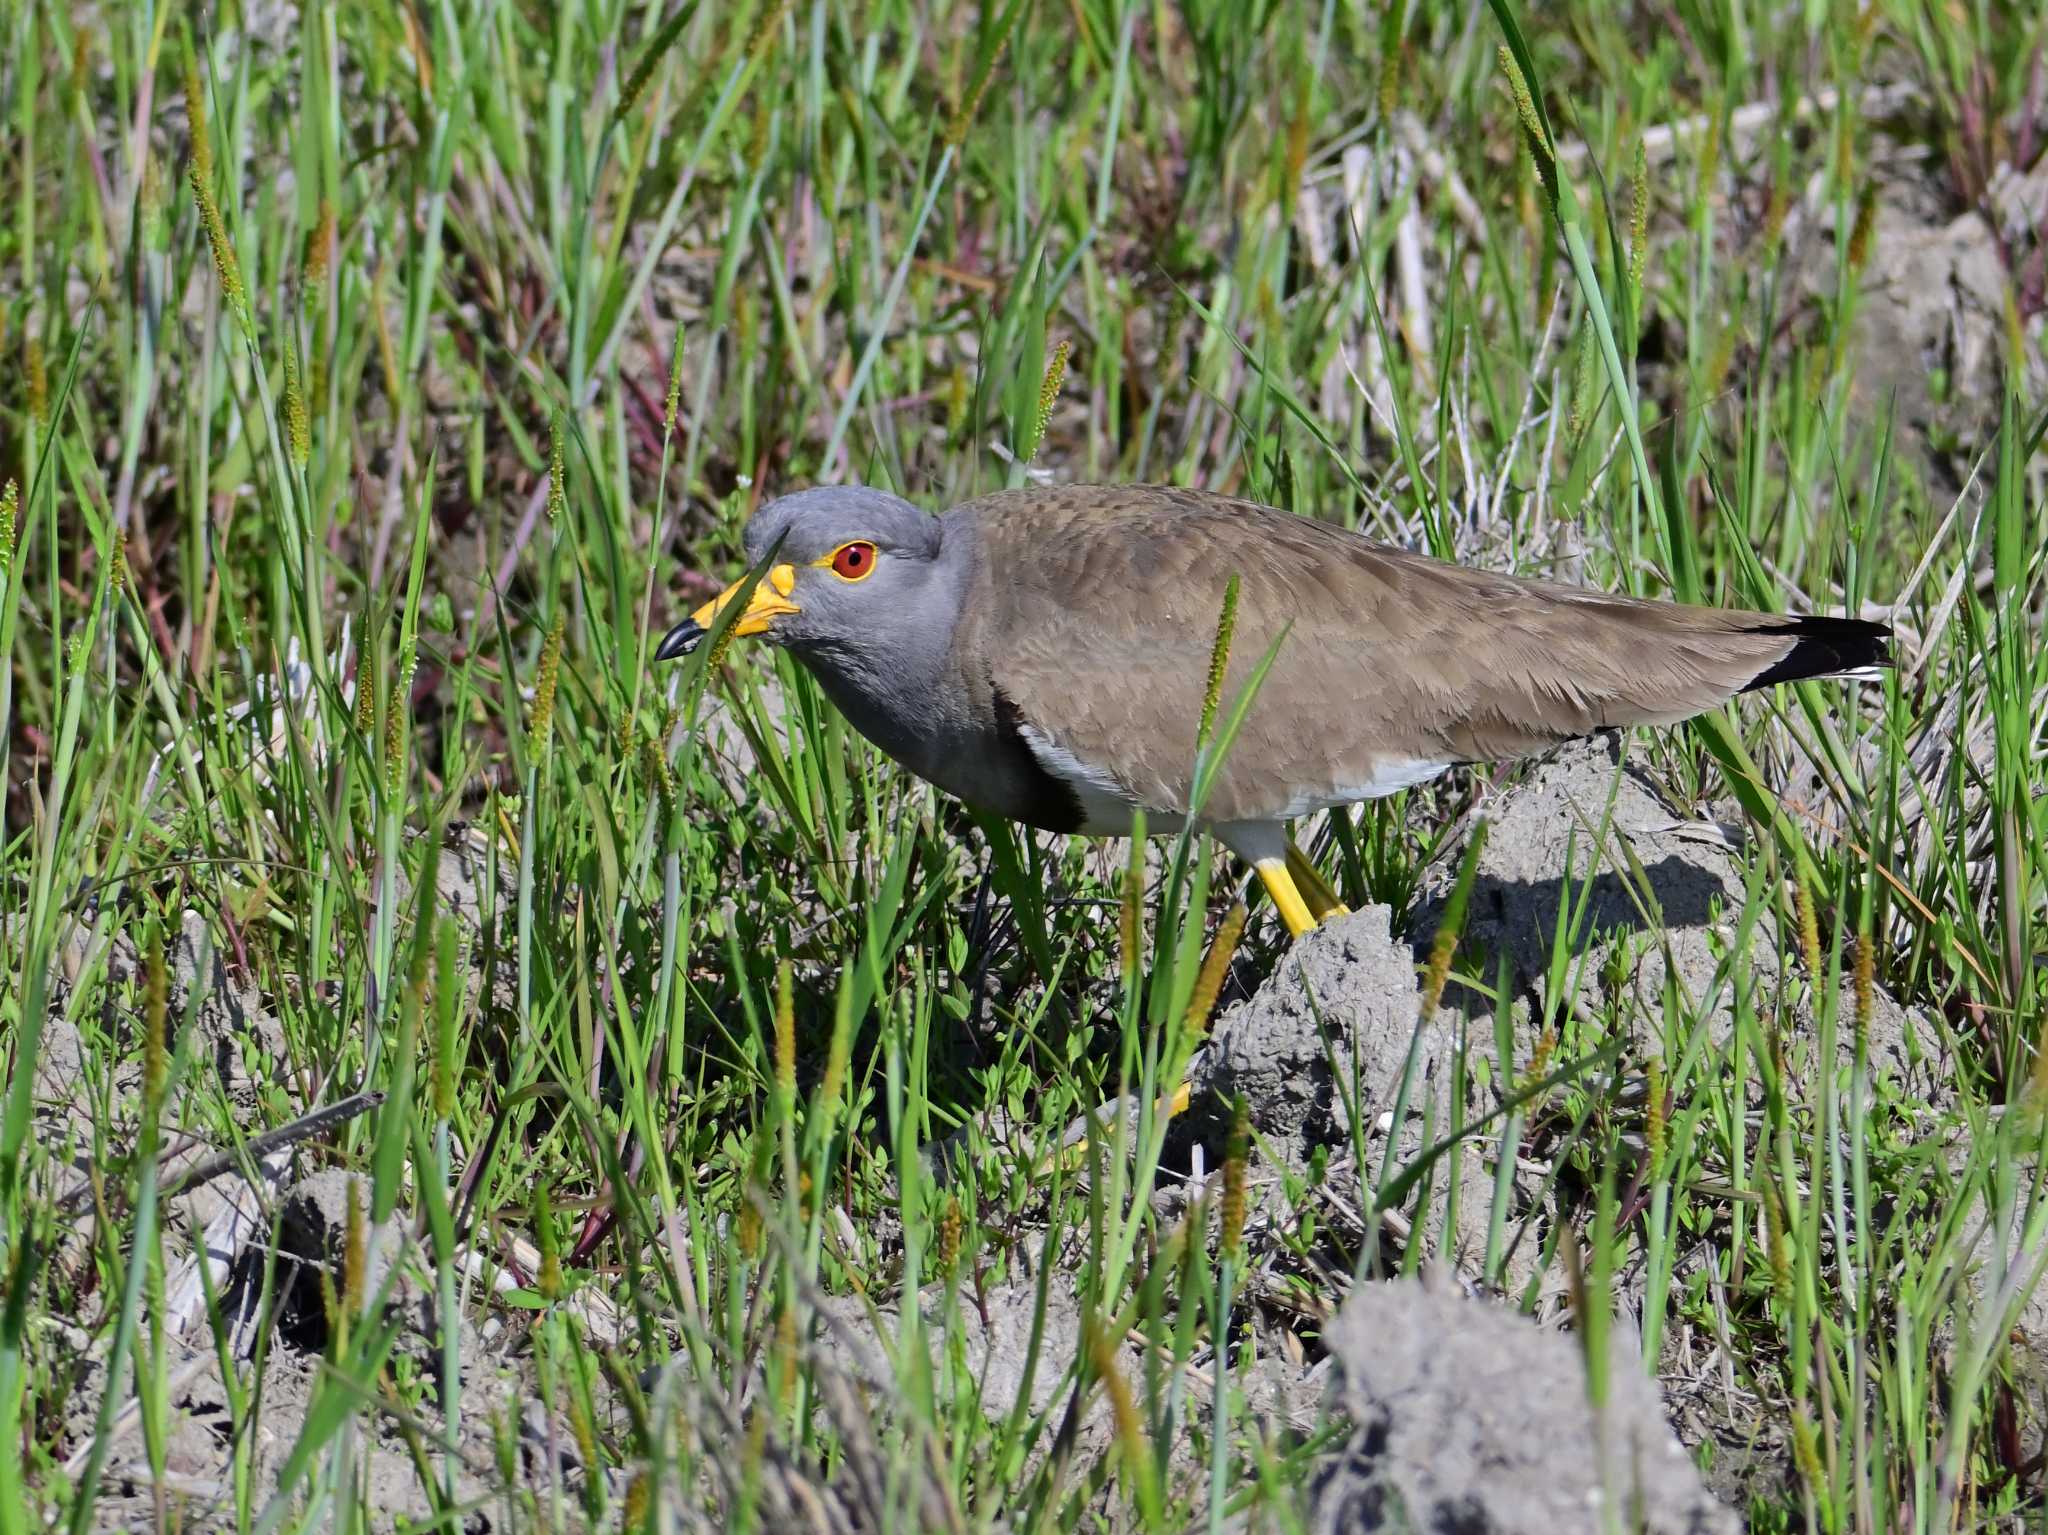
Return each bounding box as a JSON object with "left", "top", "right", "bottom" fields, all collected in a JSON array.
[{"left": 825, "top": 541, "right": 878, "bottom": 581}]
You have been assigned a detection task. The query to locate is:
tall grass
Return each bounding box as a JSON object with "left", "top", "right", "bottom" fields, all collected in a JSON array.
[{"left": 0, "top": 0, "right": 2043, "bottom": 1529}]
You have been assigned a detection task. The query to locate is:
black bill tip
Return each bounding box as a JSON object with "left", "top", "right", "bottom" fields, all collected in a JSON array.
[{"left": 654, "top": 619, "right": 707, "bottom": 662}]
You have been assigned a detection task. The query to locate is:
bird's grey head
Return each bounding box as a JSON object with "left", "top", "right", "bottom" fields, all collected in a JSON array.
[{"left": 654, "top": 485, "right": 950, "bottom": 663}]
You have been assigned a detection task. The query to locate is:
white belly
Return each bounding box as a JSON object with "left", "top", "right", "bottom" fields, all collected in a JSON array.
[{"left": 1012, "top": 721, "right": 1449, "bottom": 834}]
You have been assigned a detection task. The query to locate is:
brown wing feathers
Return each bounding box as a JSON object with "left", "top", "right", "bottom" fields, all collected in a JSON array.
[{"left": 969, "top": 486, "right": 1891, "bottom": 822}]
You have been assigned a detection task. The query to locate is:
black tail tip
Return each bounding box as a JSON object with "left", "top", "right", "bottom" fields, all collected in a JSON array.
[{"left": 1742, "top": 614, "right": 1894, "bottom": 692}]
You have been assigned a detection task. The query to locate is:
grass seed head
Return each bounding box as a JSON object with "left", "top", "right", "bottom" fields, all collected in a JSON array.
[
  {"left": 1847, "top": 182, "right": 1878, "bottom": 277},
  {"left": 0, "top": 479, "right": 18, "bottom": 570},
  {"left": 617, "top": 1, "right": 695, "bottom": 122},
  {"left": 1763, "top": 166, "right": 1792, "bottom": 247},
  {"left": 1568, "top": 323, "right": 1598, "bottom": 445},
  {"left": 1088, "top": 1319, "right": 1149, "bottom": 1478},
  {"left": 304, "top": 199, "right": 336, "bottom": 288},
  {"left": 1284, "top": 99, "right": 1311, "bottom": 200},
  {"left": 1790, "top": 1411, "right": 1823, "bottom": 1485},
  {"left": 745, "top": 0, "right": 790, "bottom": 65},
  {"left": 143, "top": 921, "right": 169, "bottom": 1118},
  {"left": 1793, "top": 873, "right": 1822, "bottom": 982},
  {"left": 185, "top": 59, "right": 212, "bottom": 185},
  {"left": 528, "top": 613, "right": 567, "bottom": 757},
  {"left": 1518, "top": 1025, "right": 1557, "bottom": 1097},
  {"left": 283, "top": 343, "right": 311, "bottom": 464},
  {"left": 354, "top": 646, "right": 376, "bottom": 737},
  {"left": 383, "top": 696, "right": 405, "bottom": 792},
  {"left": 1027, "top": 338, "right": 1070, "bottom": 463},
  {"left": 938, "top": 1194, "right": 963, "bottom": 1275},
  {"left": 547, "top": 414, "right": 567, "bottom": 523},
  {"left": 640, "top": 733, "right": 674, "bottom": 822},
  {"left": 189, "top": 161, "right": 249, "bottom": 327},
  {"left": 1221, "top": 1094, "right": 1250, "bottom": 1260},
  {"left": 1498, "top": 48, "right": 1555, "bottom": 211},
  {"left": 1628, "top": 138, "right": 1650, "bottom": 302},
  {"left": 434, "top": 917, "right": 462, "bottom": 1120},
  {"left": 1696, "top": 108, "right": 1722, "bottom": 199},
  {"left": 1199, "top": 572, "right": 1241, "bottom": 747},
  {"left": 774, "top": 958, "right": 796, "bottom": 1101},
  {"left": 1185, "top": 902, "right": 1247, "bottom": 1038},
  {"left": 1118, "top": 858, "right": 1142, "bottom": 986},
  {"left": 1376, "top": 1, "right": 1405, "bottom": 121},
  {"left": 1764, "top": 1178, "right": 1791, "bottom": 1312},
  {"left": 1703, "top": 318, "right": 1738, "bottom": 400},
  {"left": 1644, "top": 1053, "right": 1667, "bottom": 1179},
  {"left": 945, "top": 2, "right": 1020, "bottom": 148},
  {"left": 664, "top": 323, "right": 686, "bottom": 436},
  {"left": 736, "top": 1191, "right": 763, "bottom": 1263},
  {"left": 343, "top": 1175, "right": 367, "bottom": 1321}
]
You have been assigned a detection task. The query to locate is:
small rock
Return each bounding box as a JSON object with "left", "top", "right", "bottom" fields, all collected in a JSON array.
[{"left": 1309, "top": 1277, "right": 1737, "bottom": 1535}]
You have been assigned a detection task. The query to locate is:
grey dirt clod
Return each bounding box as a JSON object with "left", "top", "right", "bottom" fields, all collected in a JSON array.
[{"left": 1308, "top": 1277, "right": 1738, "bottom": 1535}]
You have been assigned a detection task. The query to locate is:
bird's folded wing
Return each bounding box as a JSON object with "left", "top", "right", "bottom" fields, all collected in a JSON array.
[{"left": 973, "top": 487, "right": 1810, "bottom": 825}]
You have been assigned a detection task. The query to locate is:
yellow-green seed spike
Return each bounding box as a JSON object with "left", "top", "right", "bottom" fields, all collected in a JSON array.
[
  {"left": 283, "top": 344, "right": 311, "bottom": 465},
  {"left": 1220, "top": 1095, "right": 1250, "bottom": 1260},
  {"left": 185, "top": 58, "right": 213, "bottom": 186},
  {"left": 0, "top": 479, "right": 17, "bottom": 570},
  {"left": 664, "top": 323, "right": 686, "bottom": 436},
  {"left": 1567, "top": 324, "right": 1597, "bottom": 445},
  {"left": 528, "top": 613, "right": 566, "bottom": 756},
  {"left": 615, "top": 0, "right": 696, "bottom": 124},
  {"left": 382, "top": 693, "right": 405, "bottom": 792},
  {"left": 1198, "top": 573, "right": 1240, "bottom": 748},
  {"left": 189, "top": 161, "right": 248, "bottom": 326},
  {"left": 1644, "top": 1053, "right": 1667, "bottom": 1180},
  {"left": 433, "top": 916, "right": 462, "bottom": 1121},
  {"left": 1026, "top": 338, "right": 1070, "bottom": 463},
  {"left": 142, "top": 922, "right": 168, "bottom": 1118},
  {"left": 303, "top": 199, "right": 336, "bottom": 288},
  {"left": 1088, "top": 1319, "right": 1149, "bottom": 1478},
  {"left": 1375, "top": 0, "right": 1405, "bottom": 123},
  {"left": 1118, "top": 836, "right": 1143, "bottom": 988},
  {"left": 546, "top": 414, "right": 567, "bottom": 523},
  {"left": 945, "top": 1, "right": 1022, "bottom": 148},
  {"left": 744, "top": 0, "right": 790, "bottom": 65},
  {"left": 1184, "top": 902, "right": 1247, "bottom": 1039},
  {"left": 1497, "top": 47, "right": 1555, "bottom": 212},
  {"left": 1846, "top": 182, "right": 1877, "bottom": 277},
  {"left": 342, "top": 1176, "right": 367, "bottom": 1323},
  {"left": 1853, "top": 932, "right": 1874, "bottom": 1064},
  {"left": 773, "top": 958, "right": 796, "bottom": 1103},
  {"left": 1793, "top": 871, "right": 1821, "bottom": 982},
  {"left": 1627, "top": 138, "right": 1650, "bottom": 304}
]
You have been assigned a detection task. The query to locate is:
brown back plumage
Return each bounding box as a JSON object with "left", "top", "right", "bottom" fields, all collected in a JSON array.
[{"left": 960, "top": 485, "right": 1887, "bottom": 824}]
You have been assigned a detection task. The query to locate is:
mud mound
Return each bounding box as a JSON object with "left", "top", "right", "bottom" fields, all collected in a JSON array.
[
  {"left": 1309, "top": 1277, "right": 1736, "bottom": 1535},
  {"left": 1192, "top": 905, "right": 1434, "bottom": 1166},
  {"left": 1188, "top": 905, "right": 1555, "bottom": 1298},
  {"left": 1410, "top": 737, "right": 1931, "bottom": 1087}
]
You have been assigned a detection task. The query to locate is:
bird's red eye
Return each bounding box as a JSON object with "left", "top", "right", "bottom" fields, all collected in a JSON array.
[{"left": 830, "top": 541, "right": 876, "bottom": 580}]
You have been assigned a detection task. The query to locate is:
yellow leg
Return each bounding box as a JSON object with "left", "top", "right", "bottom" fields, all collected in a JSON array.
[
  {"left": 1285, "top": 839, "right": 1351, "bottom": 922},
  {"left": 1253, "top": 857, "right": 1319, "bottom": 938}
]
